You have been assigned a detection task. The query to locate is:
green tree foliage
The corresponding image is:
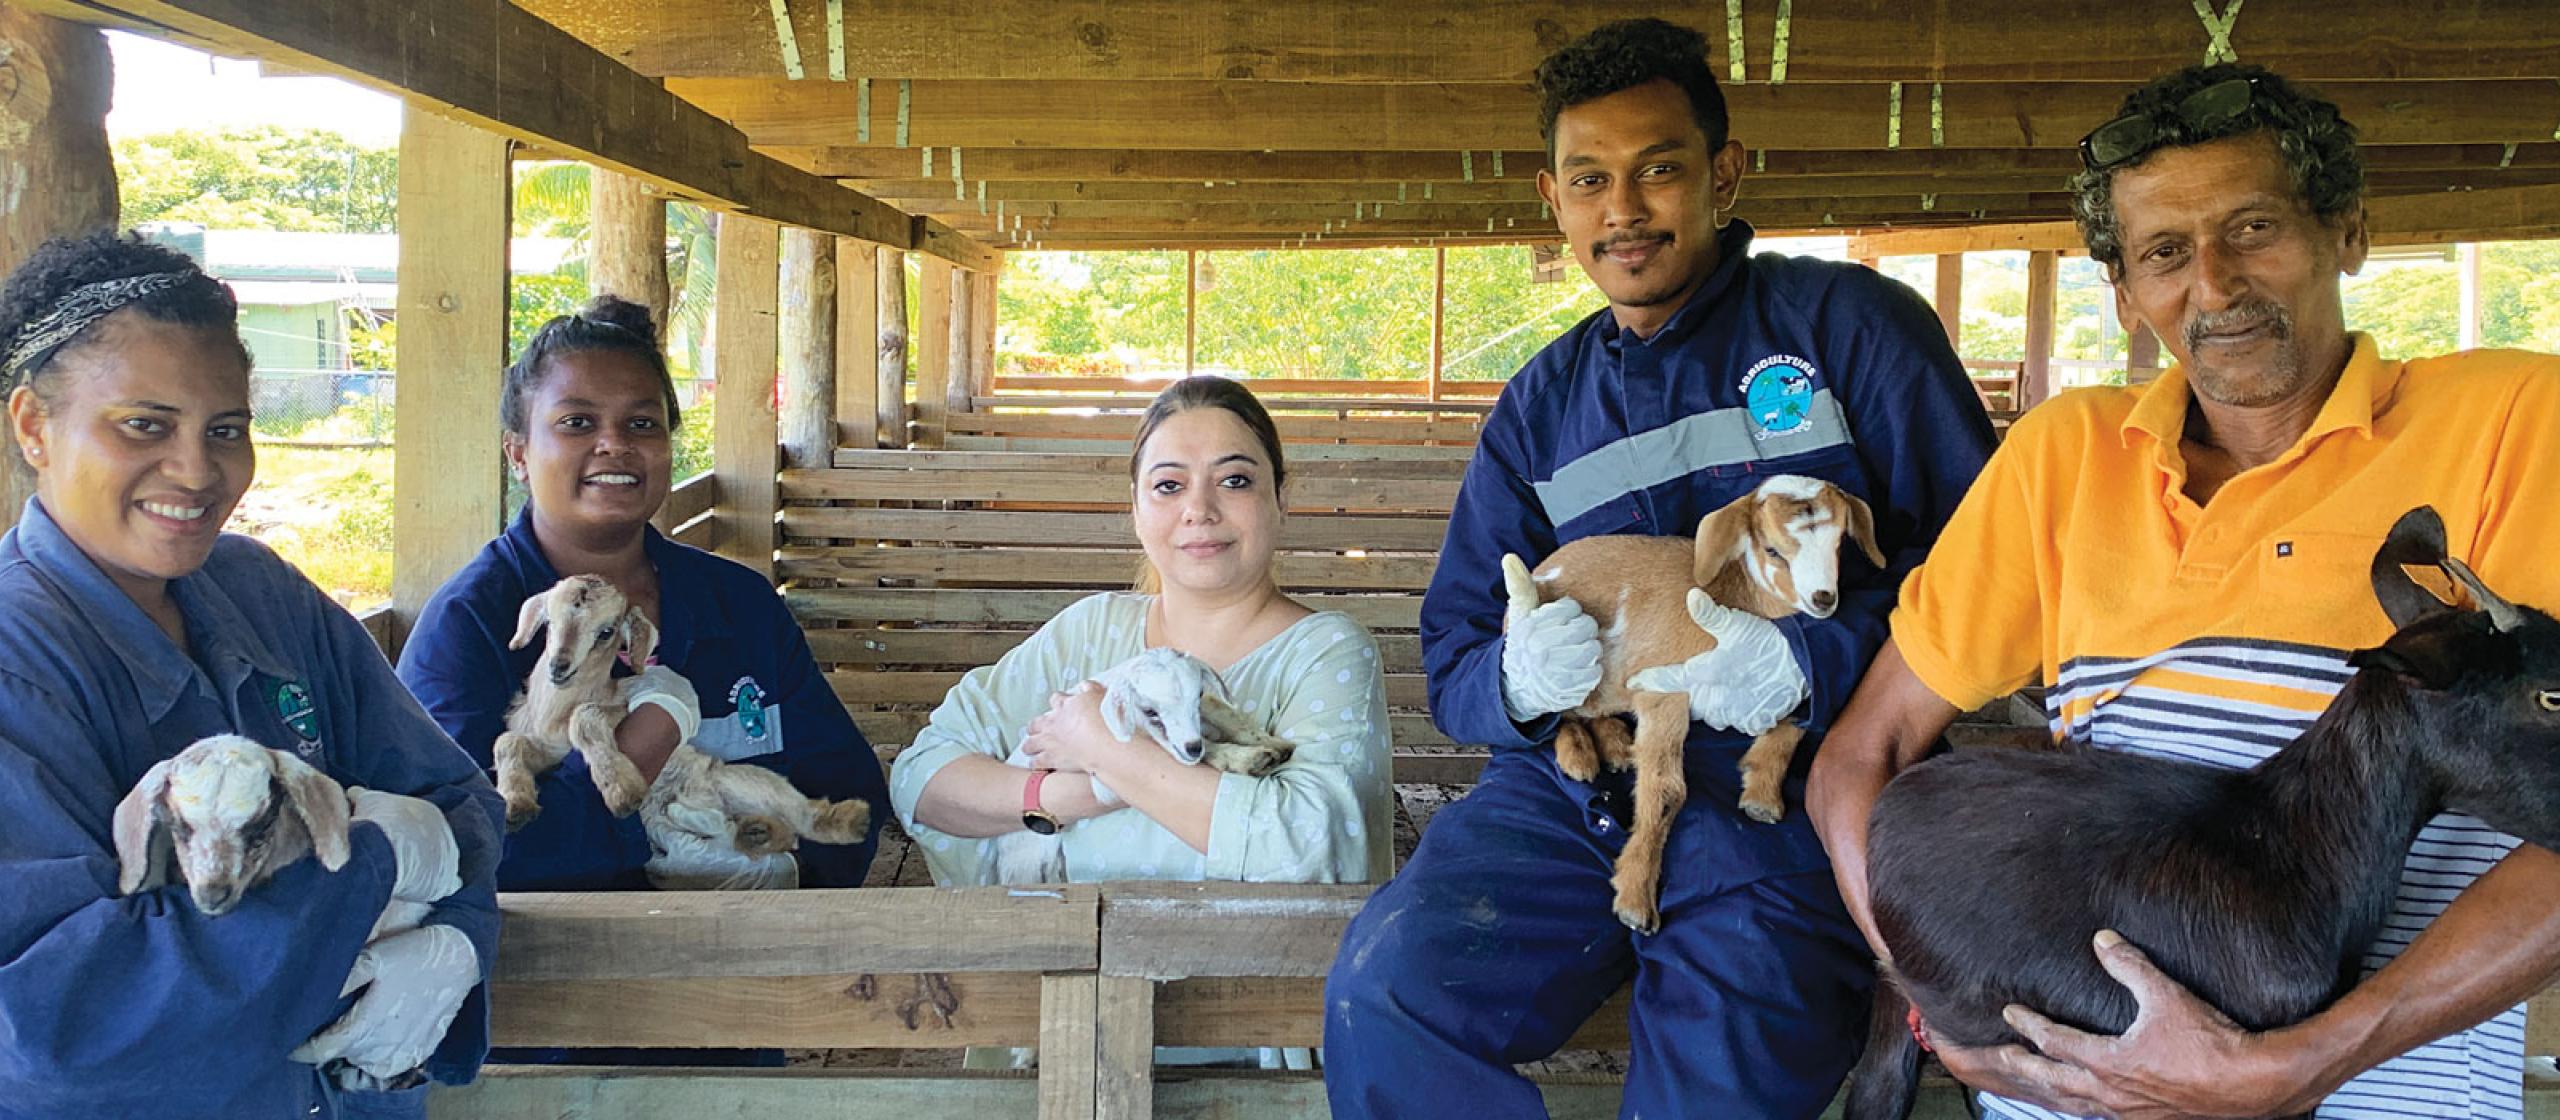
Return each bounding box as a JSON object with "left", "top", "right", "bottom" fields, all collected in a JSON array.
[
  {"left": 1196, "top": 249, "right": 1432, "bottom": 379},
  {"left": 117, "top": 126, "right": 398, "bottom": 233},
  {"left": 1440, "top": 246, "right": 1605, "bottom": 381}
]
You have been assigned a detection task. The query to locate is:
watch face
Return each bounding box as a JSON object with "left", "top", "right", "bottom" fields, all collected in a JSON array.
[{"left": 1023, "top": 814, "right": 1060, "bottom": 836}]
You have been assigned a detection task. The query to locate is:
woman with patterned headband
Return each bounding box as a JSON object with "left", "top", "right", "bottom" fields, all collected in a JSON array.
[{"left": 0, "top": 231, "right": 502, "bottom": 1120}]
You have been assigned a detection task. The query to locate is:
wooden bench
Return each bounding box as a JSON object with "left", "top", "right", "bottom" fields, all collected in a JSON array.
[{"left": 428, "top": 884, "right": 2557, "bottom": 1120}]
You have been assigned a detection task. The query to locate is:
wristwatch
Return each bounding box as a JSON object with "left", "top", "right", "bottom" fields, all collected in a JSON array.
[{"left": 1021, "top": 768, "right": 1060, "bottom": 835}]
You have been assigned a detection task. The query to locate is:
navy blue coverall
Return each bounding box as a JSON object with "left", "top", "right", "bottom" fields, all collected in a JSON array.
[
  {"left": 397, "top": 508, "right": 892, "bottom": 1065},
  {"left": 1324, "top": 223, "right": 1996, "bottom": 1118},
  {"left": 0, "top": 500, "right": 504, "bottom": 1120}
]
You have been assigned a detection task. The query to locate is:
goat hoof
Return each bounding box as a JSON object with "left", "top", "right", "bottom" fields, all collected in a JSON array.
[
  {"left": 1740, "top": 797, "right": 1784, "bottom": 824},
  {"left": 504, "top": 800, "right": 542, "bottom": 831},
  {"left": 1613, "top": 904, "right": 1660, "bottom": 935},
  {"left": 1558, "top": 755, "right": 1599, "bottom": 782}
]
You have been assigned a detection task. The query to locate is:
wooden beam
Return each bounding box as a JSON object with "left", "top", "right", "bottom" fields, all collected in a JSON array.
[
  {"left": 1428, "top": 247, "right": 1446, "bottom": 400},
  {"left": 779, "top": 142, "right": 2560, "bottom": 184},
  {"left": 390, "top": 108, "right": 509, "bottom": 644},
  {"left": 974, "top": 266, "right": 1000, "bottom": 398},
  {"left": 877, "top": 250, "right": 912, "bottom": 446},
  {"left": 712, "top": 214, "right": 781, "bottom": 578},
  {"left": 1099, "top": 883, "right": 1373, "bottom": 979},
  {"left": 589, "top": 170, "right": 669, "bottom": 316},
  {"left": 1184, "top": 250, "right": 1198, "bottom": 375},
  {"left": 779, "top": 227, "right": 837, "bottom": 469},
  {"left": 0, "top": 7, "right": 116, "bottom": 534},
  {"left": 18, "top": 0, "right": 995, "bottom": 269},
  {"left": 518, "top": 0, "right": 2560, "bottom": 84},
  {"left": 945, "top": 268, "right": 975, "bottom": 421},
  {"left": 674, "top": 78, "right": 2560, "bottom": 153},
  {"left": 492, "top": 887, "right": 1101, "bottom": 981},
  {"left": 493, "top": 972, "right": 1044, "bottom": 1047},
  {"left": 2020, "top": 249, "right": 2058, "bottom": 411},
  {"left": 1850, "top": 222, "right": 2087, "bottom": 257},
  {"left": 923, "top": 200, "right": 1574, "bottom": 223},
  {"left": 2365, "top": 182, "right": 2560, "bottom": 242},
  {"left": 835, "top": 239, "right": 881, "bottom": 452}
]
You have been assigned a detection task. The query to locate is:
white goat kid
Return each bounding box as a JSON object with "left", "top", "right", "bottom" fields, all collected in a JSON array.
[
  {"left": 991, "top": 647, "right": 1294, "bottom": 885},
  {"left": 494, "top": 574, "right": 656, "bottom": 827},
  {"left": 113, "top": 735, "right": 450, "bottom": 1088},
  {"left": 641, "top": 742, "right": 871, "bottom": 890}
]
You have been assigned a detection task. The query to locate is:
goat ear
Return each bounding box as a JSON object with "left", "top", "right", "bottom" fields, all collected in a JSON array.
[
  {"left": 2370, "top": 506, "right": 2455, "bottom": 629},
  {"left": 272, "top": 751, "right": 353, "bottom": 872},
  {"left": 1838, "top": 491, "right": 1887, "bottom": 569},
  {"left": 622, "top": 609, "right": 659, "bottom": 666},
  {"left": 113, "top": 759, "right": 177, "bottom": 895},
  {"left": 509, "top": 588, "right": 553, "bottom": 650},
  {"left": 2349, "top": 613, "right": 2492, "bottom": 692},
  {"left": 1691, "top": 496, "right": 1755, "bottom": 585}
]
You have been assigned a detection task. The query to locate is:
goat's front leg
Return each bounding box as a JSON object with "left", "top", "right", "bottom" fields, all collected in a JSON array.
[
  {"left": 1609, "top": 690, "right": 1692, "bottom": 934},
  {"left": 1737, "top": 721, "right": 1805, "bottom": 823},
  {"left": 491, "top": 731, "right": 547, "bottom": 830},
  {"left": 570, "top": 702, "right": 649, "bottom": 816}
]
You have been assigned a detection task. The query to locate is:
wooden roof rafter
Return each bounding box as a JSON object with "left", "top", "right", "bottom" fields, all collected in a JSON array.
[{"left": 20, "top": 0, "right": 1000, "bottom": 270}]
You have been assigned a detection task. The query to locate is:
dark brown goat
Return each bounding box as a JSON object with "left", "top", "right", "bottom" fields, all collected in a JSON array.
[{"left": 1844, "top": 507, "right": 2560, "bottom": 1119}]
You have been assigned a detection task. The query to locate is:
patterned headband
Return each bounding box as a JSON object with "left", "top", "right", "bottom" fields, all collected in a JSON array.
[{"left": 0, "top": 271, "right": 200, "bottom": 390}]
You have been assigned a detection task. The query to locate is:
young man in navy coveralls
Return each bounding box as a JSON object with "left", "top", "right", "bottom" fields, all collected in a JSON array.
[{"left": 1323, "top": 20, "right": 1996, "bottom": 1116}]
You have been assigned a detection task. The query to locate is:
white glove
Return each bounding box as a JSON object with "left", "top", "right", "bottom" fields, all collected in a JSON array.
[
  {"left": 290, "top": 923, "right": 478, "bottom": 1083},
  {"left": 1500, "top": 599, "right": 1606, "bottom": 722},
  {"left": 618, "top": 664, "right": 702, "bottom": 744},
  {"left": 1626, "top": 590, "right": 1808, "bottom": 735},
  {"left": 644, "top": 799, "right": 800, "bottom": 890},
  {"left": 347, "top": 789, "right": 462, "bottom": 904}
]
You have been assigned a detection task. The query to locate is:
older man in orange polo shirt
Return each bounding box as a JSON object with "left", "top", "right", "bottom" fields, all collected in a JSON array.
[{"left": 1808, "top": 64, "right": 2560, "bottom": 1120}]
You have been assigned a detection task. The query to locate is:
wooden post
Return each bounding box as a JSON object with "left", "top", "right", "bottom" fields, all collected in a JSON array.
[
  {"left": 2457, "top": 241, "right": 2482, "bottom": 350},
  {"left": 589, "top": 169, "right": 669, "bottom": 318},
  {"left": 836, "top": 239, "right": 881, "bottom": 453},
  {"left": 712, "top": 214, "right": 781, "bottom": 579},
  {"left": 944, "top": 267, "right": 974, "bottom": 420},
  {"left": 0, "top": 8, "right": 116, "bottom": 532},
  {"left": 390, "top": 108, "right": 510, "bottom": 646},
  {"left": 1184, "top": 249, "right": 1198, "bottom": 375},
  {"left": 972, "top": 265, "right": 999, "bottom": 398},
  {"left": 877, "top": 250, "right": 911, "bottom": 447},
  {"left": 1933, "top": 252, "right": 1964, "bottom": 350},
  {"left": 1428, "top": 247, "right": 1446, "bottom": 399},
  {"left": 1037, "top": 973, "right": 1098, "bottom": 1120},
  {"left": 1094, "top": 975, "right": 1155, "bottom": 1120},
  {"left": 1856, "top": 254, "right": 1882, "bottom": 271},
  {"left": 778, "top": 227, "right": 837, "bottom": 470},
  {"left": 2020, "top": 248, "right": 2059, "bottom": 410},
  {"left": 914, "top": 255, "right": 956, "bottom": 448},
  {"left": 2127, "top": 321, "right": 2162, "bottom": 384}
]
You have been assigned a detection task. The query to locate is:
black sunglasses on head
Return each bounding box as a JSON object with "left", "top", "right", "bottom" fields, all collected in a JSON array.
[{"left": 2078, "top": 76, "right": 2263, "bottom": 171}]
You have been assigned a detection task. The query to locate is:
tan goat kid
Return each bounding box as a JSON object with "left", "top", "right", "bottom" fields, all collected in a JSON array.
[{"left": 1501, "top": 474, "right": 1884, "bottom": 933}]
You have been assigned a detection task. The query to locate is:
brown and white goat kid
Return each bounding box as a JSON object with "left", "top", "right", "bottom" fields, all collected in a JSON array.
[
  {"left": 113, "top": 734, "right": 431, "bottom": 939},
  {"left": 1501, "top": 474, "right": 1883, "bottom": 932},
  {"left": 501, "top": 574, "right": 870, "bottom": 870}
]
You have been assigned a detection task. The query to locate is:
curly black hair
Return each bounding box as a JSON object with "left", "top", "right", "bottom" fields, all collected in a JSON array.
[
  {"left": 499, "top": 294, "right": 683, "bottom": 436},
  {"left": 0, "top": 229, "right": 249, "bottom": 403},
  {"left": 1534, "top": 19, "right": 1729, "bottom": 157},
  {"left": 2071, "top": 63, "right": 2365, "bottom": 275}
]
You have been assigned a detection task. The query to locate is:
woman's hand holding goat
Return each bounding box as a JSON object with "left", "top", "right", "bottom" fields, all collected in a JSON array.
[
  {"left": 1018, "top": 683, "right": 1134, "bottom": 780},
  {"left": 1929, "top": 930, "right": 2327, "bottom": 1120}
]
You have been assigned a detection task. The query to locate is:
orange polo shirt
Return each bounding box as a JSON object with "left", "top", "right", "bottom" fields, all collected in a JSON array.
[{"left": 1892, "top": 333, "right": 2560, "bottom": 1119}]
